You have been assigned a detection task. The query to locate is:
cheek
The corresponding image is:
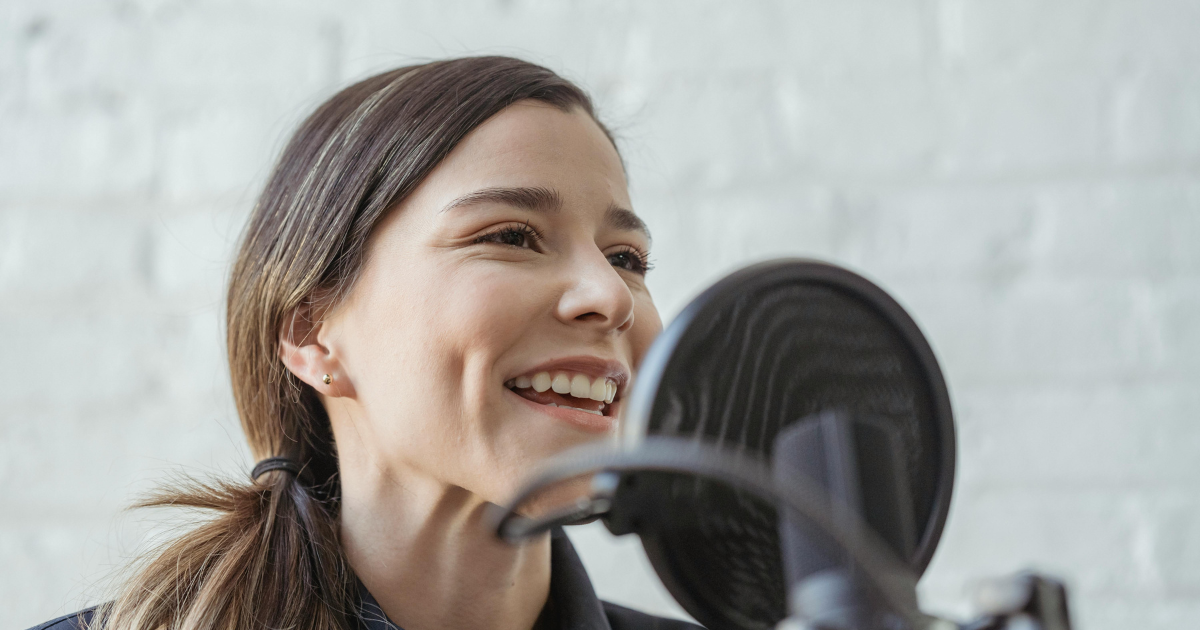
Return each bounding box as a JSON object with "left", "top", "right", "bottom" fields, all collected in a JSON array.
[
  {"left": 346, "top": 262, "right": 553, "bottom": 461},
  {"left": 437, "top": 265, "right": 551, "bottom": 366},
  {"left": 409, "top": 265, "right": 559, "bottom": 496},
  {"left": 363, "top": 262, "right": 537, "bottom": 374},
  {"left": 630, "top": 295, "right": 663, "bottom": 366}
]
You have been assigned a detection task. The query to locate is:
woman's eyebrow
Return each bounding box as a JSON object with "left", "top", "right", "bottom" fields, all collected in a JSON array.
[
  {"left": 606, "top": 203, "right": 652, "bottom": 242},
  {"left": 440, "top": 186, "right": 563, "bottom": 214}
]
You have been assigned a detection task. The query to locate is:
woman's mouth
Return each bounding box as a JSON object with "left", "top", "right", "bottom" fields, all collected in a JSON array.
[{"left": 505, "top": 370, "right": 622, "bottom": 431}]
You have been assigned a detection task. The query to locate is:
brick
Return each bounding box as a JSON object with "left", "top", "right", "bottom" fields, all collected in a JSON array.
[
  {"left": 772, "top": 73, "right": 943, "bottom": 176},
  {"left": 936, "top": 0, "right": 1106, "bottom": 68},
  {"left": 0, "top": 4, "right": 29, "bottom": 112},
  {"left": 339, "top": 0, "right": 927, "bottom": 81},
  {"left": 615, "top": 0, "right": 927, "bottom": 77},
  {"left": 1172, "top": 187, "right": 1200, "bottom": 272},
  {"left": 0, "top": 395, "right": 244, "bottom": 516},
  {"left": 925, "top": 488, "right": 1196, "bottom": 597},
  {"left": 888, "top": 279, "right": 1159, "bottom": 386},
  {"left": 0, "top": 105, "right": 156, "bottom": 199},
  {"left": 1032, "top": 182, "right": 1196, "bottom": 280},
  {"left": 0, "top": 521, "right": 114, "bottom": 630},
  {"left": 1114, "top": 68, "right": 1200, "bottom": 165},
  {"left": 0, "top": 309, "right": 148, "bottom": 404},
  {"left": 985, "top": 281, "right": 1156, "bottom": 381},
  {"left": 17, "top": 4, "right": 147, "bottom": 111},
  {"left": 628, "top": 75, "right": 790, "bottom": 190},
  {"left": 1150, "top": 280, "right": 1200, "bottom": 375},
  {"left": 640, "top": 187, "right": 837, "bottom": 316},
  {"left": 937, "top": 0, "right": 1200, "bottom": 68},
  {"left": 147, "top": 208, "right": 244, "bottom": 299},
  {"left": 0, "top": 512, "right": 198, "bottom": 630},
  {"left": 0, "top": 205, "right": 150, "bottom": 303},
  {"left": 1077, "top": 598, "right": 1200, "bottom": 630},
  {"left": 144, "top": 5, "right": 336, "bottom": 103},
  {"left": 953, "top": 383, "right": 1200, "bottom": 487},
  {"left": 938, "top": 67, "right": 1108, "bottom": 175},
  {"left": 924, "top": 492, "right": 1200, "bottom": 629},
  {"left": 634, "top": 72, "right": 945, "bottom": 187},
  {"left": 774, "top": 0, "right": 929, "bottom": 76},
  {"left": 842, "top": 186, "right": 1038, "bottom": 284},
  {"left": 158, "top": 103, "right": 290, "bottom": 201},
  {"left": 0, "top": 304, "right": 229, "bottom": 407}
]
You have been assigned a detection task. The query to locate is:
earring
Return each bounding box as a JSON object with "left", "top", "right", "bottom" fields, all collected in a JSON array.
[{"left": 322, "top": 374, "right": 332, "bottom": 385}]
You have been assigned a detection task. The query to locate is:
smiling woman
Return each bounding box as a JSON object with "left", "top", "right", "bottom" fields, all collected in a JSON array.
[{"left": 30, "top": 57, "right": 695, "bottom": 630}]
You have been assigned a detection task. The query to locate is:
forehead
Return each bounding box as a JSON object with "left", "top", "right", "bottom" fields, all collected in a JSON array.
[{"left": 419, "top": 100, "right": 630, "bottom": 208}]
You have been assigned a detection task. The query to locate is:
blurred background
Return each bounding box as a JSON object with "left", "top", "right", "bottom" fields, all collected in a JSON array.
[{"left": 2, "top": 1, "right": 1198, "bottom": 629}]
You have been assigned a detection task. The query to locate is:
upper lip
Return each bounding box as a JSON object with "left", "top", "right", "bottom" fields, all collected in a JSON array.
[{"left": 508, "top": 355, "right": 631, "bottom": 392}]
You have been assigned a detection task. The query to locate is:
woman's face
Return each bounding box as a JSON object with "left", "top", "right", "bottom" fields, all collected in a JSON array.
[{"left": 320, "top": 101, "right": 661, "bottom": 504}]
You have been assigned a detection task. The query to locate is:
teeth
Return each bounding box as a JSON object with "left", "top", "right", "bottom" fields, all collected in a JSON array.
[
  {"left": 561, "top": 405, "right": 602, "bottom": 415},
  {"left": 570, "top": 374, "right": 591, "bottom": 398},
  {"left": 589, "top": 378, "right": 607, "bottom": 401},
  {"left": 538, "top": 401, "right": 602, "bottom": 415},
  {"left": 511, "top": 370, "right": 619, "bottom": 403}
]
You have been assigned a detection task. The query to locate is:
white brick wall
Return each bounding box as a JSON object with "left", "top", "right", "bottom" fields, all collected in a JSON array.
[{"left": 2, "top": 2, "right": 1197, "bottom": 628}]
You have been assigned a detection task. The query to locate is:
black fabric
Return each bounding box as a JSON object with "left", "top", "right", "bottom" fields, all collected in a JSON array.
[
  {"left": 26, "top": 528, "right": 702, "bottom": 630},
  {"left": 27, "top": 607, "right": 96, "bottom": 630},
  {"left": 351, "top": 528, "right": 702, "bottom": 630}
]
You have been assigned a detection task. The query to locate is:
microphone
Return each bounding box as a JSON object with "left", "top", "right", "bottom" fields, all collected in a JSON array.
[{"left": 490, "top": 259, "right": 1071, "bottom": 630}]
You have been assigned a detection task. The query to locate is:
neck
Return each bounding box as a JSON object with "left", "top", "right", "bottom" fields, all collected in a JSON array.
[{"left": 338, "top": 451, "right": 551, "bottom": 630}]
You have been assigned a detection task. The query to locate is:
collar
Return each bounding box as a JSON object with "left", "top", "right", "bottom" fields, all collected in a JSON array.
[{"left": 353, "top": 527, "right": 611, "bottom": 630}]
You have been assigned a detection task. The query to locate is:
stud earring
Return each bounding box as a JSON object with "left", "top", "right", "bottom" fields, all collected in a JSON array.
[{"left": 322, "top": 374, "right": 332, "bottom": 385}]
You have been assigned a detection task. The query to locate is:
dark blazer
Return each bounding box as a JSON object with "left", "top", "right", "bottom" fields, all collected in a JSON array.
[{"left": 29, "top": 528, "right": 703, "bottom": 630}]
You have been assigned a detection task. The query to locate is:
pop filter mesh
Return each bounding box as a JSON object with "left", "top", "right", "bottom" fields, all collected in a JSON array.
[{"left": 625, "top": 260, "right": 953, "bottom": 630}]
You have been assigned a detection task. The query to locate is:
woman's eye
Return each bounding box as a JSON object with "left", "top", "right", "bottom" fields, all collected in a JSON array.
[
  {"left": 475, "top": 225, "right": 539, "bottom": 249},
  {"left": 607, "top": 248, "right": 652, "bottom": 275}
]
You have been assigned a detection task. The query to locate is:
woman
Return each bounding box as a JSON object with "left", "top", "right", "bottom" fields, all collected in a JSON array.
[{"left": 34, "top": 57, "right": 700, "bottom": 630}]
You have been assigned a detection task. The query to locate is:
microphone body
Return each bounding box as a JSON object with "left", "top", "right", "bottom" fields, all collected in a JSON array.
[{"left": 773, "top": 410, "right": 919, "bottom": 629}]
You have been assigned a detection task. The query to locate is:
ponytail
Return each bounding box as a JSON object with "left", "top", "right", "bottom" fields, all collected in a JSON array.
[{"left": 96, "top": 462, "right": 353, "bottom": 630}]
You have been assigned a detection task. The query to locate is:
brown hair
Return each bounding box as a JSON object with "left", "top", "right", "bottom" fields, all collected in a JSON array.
[{"left": 96, "top": 56, "right": 603, "bottom": 630}]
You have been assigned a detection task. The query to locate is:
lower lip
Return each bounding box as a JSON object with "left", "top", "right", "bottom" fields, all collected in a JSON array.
[{"left": 506, "top": 388, "right": 617, "bottom": 434}]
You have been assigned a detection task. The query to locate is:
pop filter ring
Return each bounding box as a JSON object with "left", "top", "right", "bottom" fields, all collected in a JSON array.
[
  {"left": 619, "top": 259, "right": 956, "bottom": 629},
  {"left": 622, "top": 259, "right": 956, "bottom": 574}
]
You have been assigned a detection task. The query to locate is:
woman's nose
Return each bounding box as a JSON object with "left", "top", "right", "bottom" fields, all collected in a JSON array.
[{"left": 555, "top": 249, "right": 636, "bottom": 333}]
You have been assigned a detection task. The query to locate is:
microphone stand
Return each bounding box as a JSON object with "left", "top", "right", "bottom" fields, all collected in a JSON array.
[{"left": 770, "top": 412, "right": 1072, "bottom": 630}]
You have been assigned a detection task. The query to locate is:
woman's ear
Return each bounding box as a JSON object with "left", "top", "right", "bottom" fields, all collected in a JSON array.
[{"left": 278, "top": 302, "right": 355, "bottom": 399}]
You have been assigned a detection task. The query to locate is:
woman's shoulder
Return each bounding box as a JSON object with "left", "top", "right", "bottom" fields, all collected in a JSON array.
[
  {"left": 26, "top": 607, "right": 98, "bottom": 630},
  {"left": 601, "top": 601, "right": 705, "bottom": 630}
]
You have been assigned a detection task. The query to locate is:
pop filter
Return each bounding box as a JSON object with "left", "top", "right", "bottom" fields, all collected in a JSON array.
[{"left": 617, "top": 259, "right": 955, "bottom": 629}]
